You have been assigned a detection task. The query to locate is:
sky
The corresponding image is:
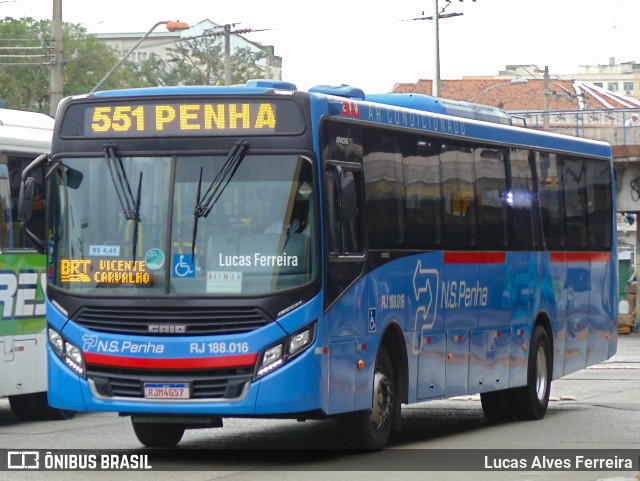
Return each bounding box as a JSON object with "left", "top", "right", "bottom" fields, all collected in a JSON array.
[{"left": 2, "top": 0, "right": 639, "bottom": 93}]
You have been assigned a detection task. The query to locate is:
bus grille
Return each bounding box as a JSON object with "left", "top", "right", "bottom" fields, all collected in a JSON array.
[
  {"left": 86, "top": 366, "right": 253, "bottom": 400},
  {"left": 73, "top": 306, "right": 271, "bottom": 336}
]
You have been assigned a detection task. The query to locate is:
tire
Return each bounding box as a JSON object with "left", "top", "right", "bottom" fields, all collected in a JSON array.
[
  {"left": 132, "top": 420, "right": 185, "bottom": 447},
  {"left": 480, "top": 389, "right": 514, "bottom": 422},
  {"left": 510, "top": 325, "right": 552, "bottom": 420},
  {"left": 342, "top": 347, "right": 395, "bottom": 450},
  {"left": 9, "top": 392, "right": 76, "bottom": 421}
]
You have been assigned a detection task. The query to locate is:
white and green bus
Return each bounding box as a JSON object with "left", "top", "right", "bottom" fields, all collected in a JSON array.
[{"left": 0, "top": 108, "right": 72, "bottom": 420}]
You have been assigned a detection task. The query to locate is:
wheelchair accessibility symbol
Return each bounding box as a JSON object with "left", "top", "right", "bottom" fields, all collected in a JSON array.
[{"left": 173, "top": 254, "right": 195, "bottom": 278}]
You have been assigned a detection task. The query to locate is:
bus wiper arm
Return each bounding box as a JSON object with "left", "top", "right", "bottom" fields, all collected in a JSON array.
[
  {"left": 103, "top": 145, "right": 140, "bottom": 221},
  {"left": 131, "top": 172, "right": 143, "bottom": 262},
  {"left": 103, "top": 145, "right": 142, "bottom": 262},
  {"left": 191, "top": 139, "right": 249, "bottom": 261},
  {"left": 195, "top": 139, "right": 249, "bottom": 219}
]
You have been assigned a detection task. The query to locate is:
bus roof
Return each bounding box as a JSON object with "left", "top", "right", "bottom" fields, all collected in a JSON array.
[
  {"left": 84, "top": 81, "right": 611, "bottom": 160},
  {"left": 0, "top": 108, "right": 53, "bottom": 154}
]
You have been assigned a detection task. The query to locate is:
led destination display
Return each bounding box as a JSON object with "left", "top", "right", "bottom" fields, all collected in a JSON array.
[{"left": 59, "top": 98, "right": 305, "bottom": 138}]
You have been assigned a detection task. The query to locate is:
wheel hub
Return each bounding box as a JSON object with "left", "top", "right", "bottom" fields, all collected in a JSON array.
[{"left": 371, "top": 370, "right": 392, "bottom": 430}]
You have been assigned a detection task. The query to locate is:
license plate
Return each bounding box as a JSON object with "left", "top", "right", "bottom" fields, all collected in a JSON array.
[{"left": 143, "top": 382, "right": 190, "bottom": 399}]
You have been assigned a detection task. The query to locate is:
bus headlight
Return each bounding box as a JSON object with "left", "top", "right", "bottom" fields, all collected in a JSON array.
[
  {"left": 254, "top": 321, "right": 316, "bottom": 380},
  {"left": 48, "top": 328, "right": 64, "bottom": 356},
  {"left": 48, "top": 327, "right": 86, "bottom": 378}
]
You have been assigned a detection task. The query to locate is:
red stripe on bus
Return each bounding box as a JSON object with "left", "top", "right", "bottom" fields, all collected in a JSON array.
[
  {"left": 444, "top": 252, "right": 506, "bottom": 264},
  {"left": 550, "top": 252, "right": 611, "bottom": 263},
  {"left": 84, "top": 352, "right": 258, "bottom": 370}
]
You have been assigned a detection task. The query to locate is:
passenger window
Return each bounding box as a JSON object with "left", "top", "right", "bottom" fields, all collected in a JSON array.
[
  {"left": 475, "top": 148, "right": 508, "bottom": 249},
  {"left": 441, "top": 143, "right": 476, "bottom": 249}
]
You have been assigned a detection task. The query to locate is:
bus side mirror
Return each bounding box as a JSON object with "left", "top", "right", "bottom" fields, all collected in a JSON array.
[
  {"left": 17, "top": 177, "right": 35, "bottom": 222},
  {"left": 17, "top": 153, "right": 48, "bottom": 252},
  {"left": 66, "top": 167, "right": 83, "bottom": 189}
]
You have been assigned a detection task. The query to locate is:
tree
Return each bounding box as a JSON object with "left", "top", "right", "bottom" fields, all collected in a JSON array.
[
  {"left": 0, "top": 17, "right": 50, "bottom": 111},
  {"left": 231, "top": 46, "right": 268, "bottom": 85},
  {"left": 140, "top": 27, "right": 268, "bottom": 86},
  {"left": 0, "top": 18, "right": 270, "bottom": 113},
  {"left": 0, "top": 17, "right": 136, "bottom": 113}
]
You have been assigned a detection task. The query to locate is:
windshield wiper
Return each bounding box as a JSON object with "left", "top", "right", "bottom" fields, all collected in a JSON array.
[
  {"left": 103, "top": 144, "right": 142, "bottom": 261},
  {"left": 191, "top": 139, "right": 249, "bottom": 261}
]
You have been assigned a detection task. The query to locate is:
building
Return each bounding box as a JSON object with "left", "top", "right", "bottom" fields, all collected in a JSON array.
[
  {"left": 461, "top": 61, "right": 640, "bottom": 101},
  {"left": 94, "top": 19, "right": 282, "bottom": 83}
]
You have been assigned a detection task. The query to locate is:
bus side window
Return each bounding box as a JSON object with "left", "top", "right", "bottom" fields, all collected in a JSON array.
[
  {"left": 507, "top": 149, "right": 537, "bottom": 250},
  {"left": 441, "top": 143, "right": 476, "bottom": 249},
  {"left": 562, "top": 156, "right": 588, "bottom": 250},
  {"left": 403, "top": 136, "right": 442, "bottom": 249},
  {"left": 586, "top": 160, "right": 613, "bottom": 250},
  {"left": 475, "top": 147, "right": 508, "bottom": 249},
  {"left": 537, "top": 152, "right": 566, "bottom": 249},
  {"left": 363, "top": 130, "right": 404, "bottom": 249}
]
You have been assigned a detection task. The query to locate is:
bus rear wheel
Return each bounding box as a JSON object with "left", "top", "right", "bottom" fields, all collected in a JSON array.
[
  {"left": 132, "top": 420, "right": 185, "bottom": 447},
  {"left": 510, "top": 325, "right": 552, "bottom": 420},
  {"left": 342, "top": 347, "right": 395, "bottom": 450}
]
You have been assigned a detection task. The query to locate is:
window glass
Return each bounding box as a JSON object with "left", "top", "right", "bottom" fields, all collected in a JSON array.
[
  {"left": 562, "top": 156, "right": 588, "bottom": 249},
  {"left": 537, "top": 152, "right": 566, "bottom": 249},
  {"left": 364, "top": 130, "right": 404, "bottom": 249},
  {"left": 475, "top": 147, "right": 507, "bottom": 249},
  {"left": 48, "top": 154, "right": 317, "bottom": 296},
  {"left": 586, "top": 160, "right": 612, "bottom": 250},
  {"left": 441, "top": 143, "right": 476, "bottom": 249},
  {"left": 0, "top": 154, "right": 45, "bottom": 249},
  {"left": 403, "top": 136, "right": 442, "bottom": 249},
  {"left": 508, "top": 149, "right": 536, "bottom": 250}
]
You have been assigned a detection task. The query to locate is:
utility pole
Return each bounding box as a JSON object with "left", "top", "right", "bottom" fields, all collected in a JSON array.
[
  {"left": 407, "top": 1, "right": 463, "bottom": 98},
  {"left": 433, "top": 0, "right": 441, "bottom": 97},
  {"left": 50, "top": 0, "right": 64, "bottom": 116},
  {"left": 543, "top": 66, "right": 550, "bottom": 130},
  {"left": 224, "top": 24, "right": 231, "bottom": 86}
]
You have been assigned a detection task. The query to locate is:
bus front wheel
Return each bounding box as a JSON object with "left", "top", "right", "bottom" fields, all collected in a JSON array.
[
  {"left": 132, "top": 420, "right": 185, "bottom": 447},
  {"left": 341, "top": 347, "right": 395, "bottom": 450}
]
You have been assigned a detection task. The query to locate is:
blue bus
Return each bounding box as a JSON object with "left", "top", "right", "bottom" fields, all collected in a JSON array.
[{"left": 19, "top": 81, "right": 617, "bottom": 448}]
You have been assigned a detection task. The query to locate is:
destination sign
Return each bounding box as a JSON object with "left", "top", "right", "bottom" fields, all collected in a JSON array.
[
  {"left": 60, "top": 98, "right": 305, "bottom": 138},
  {"left": 60, "top": 258, "right": 151, "bottom": 286}
]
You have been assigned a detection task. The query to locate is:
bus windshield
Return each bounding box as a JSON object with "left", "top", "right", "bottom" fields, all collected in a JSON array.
[{"left": 47, "top": 153, "right": 317, "bottom": 296}]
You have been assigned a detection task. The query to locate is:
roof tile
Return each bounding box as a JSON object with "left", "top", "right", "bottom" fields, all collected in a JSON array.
[{"left": 391, "top": 79, "right": 640, "bottom": 111}]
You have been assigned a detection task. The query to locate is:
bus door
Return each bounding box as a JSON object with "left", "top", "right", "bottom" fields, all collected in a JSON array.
[{"left": 324, "top": 160, "right": 368, "bottom": 415}]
